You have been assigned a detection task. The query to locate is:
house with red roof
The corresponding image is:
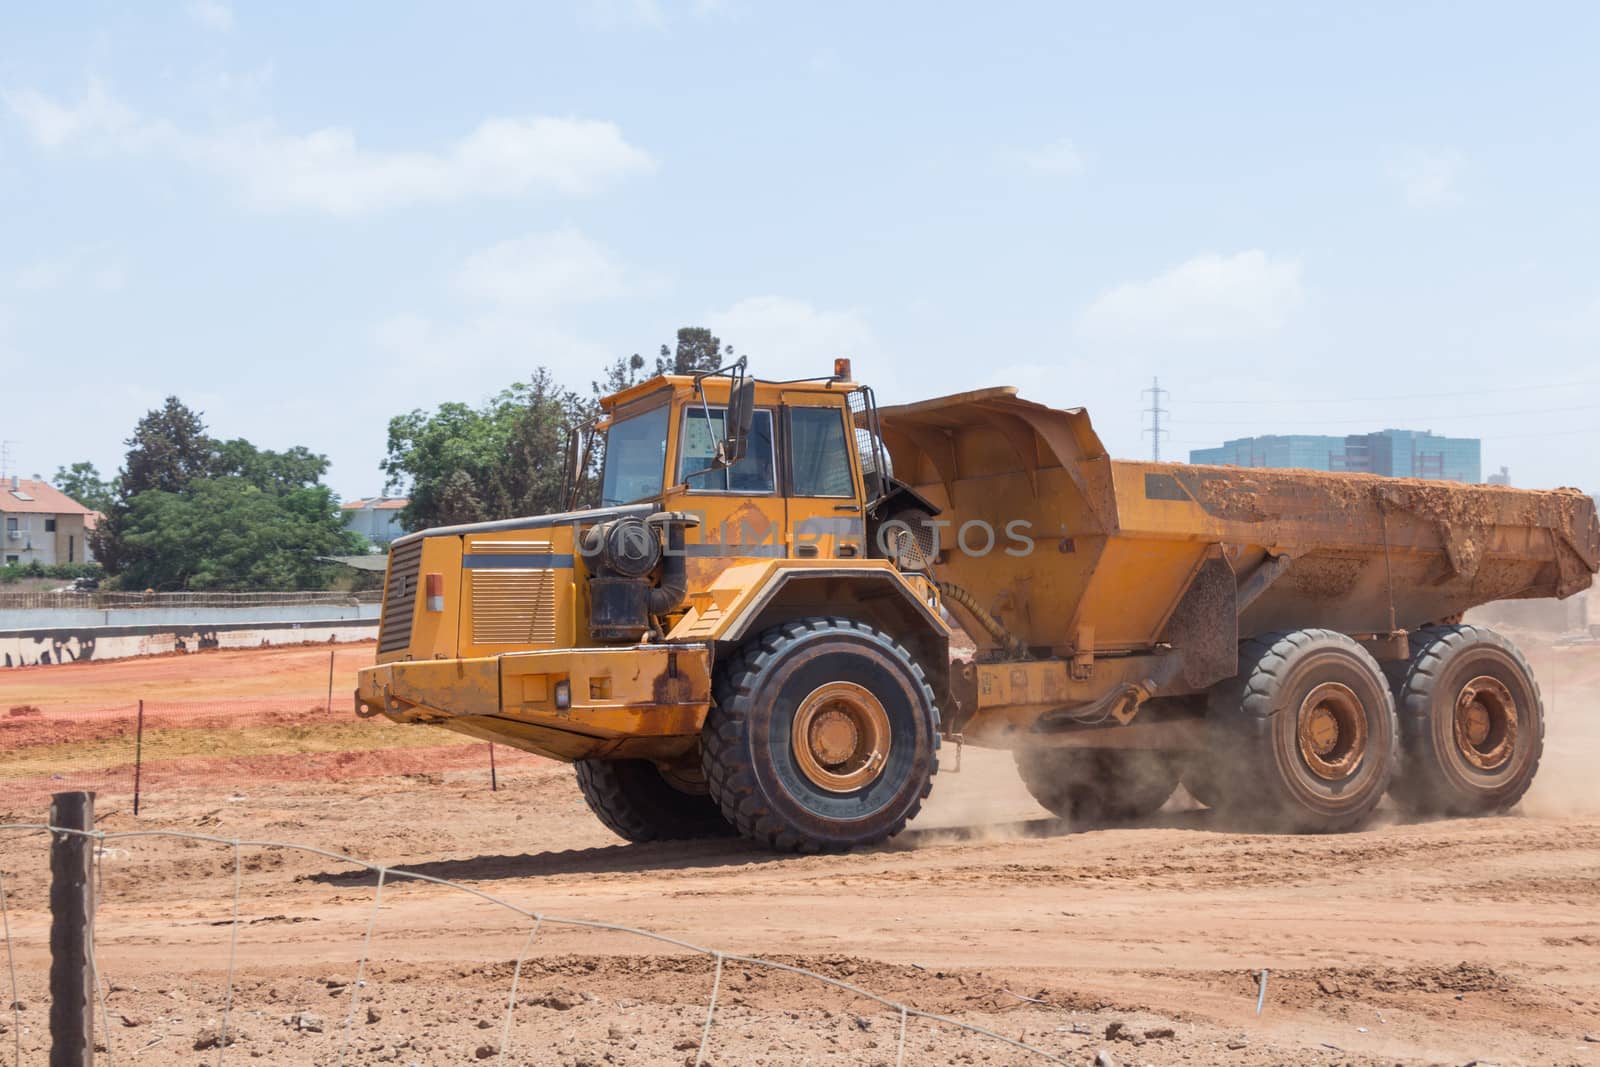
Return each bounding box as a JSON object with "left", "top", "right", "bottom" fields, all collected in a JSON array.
[
  {"left": 340, "top": 496, "right": 409, "bottom": 546},
  {"left": 1, "top": 476, "right": 96, "bottom": 566}
]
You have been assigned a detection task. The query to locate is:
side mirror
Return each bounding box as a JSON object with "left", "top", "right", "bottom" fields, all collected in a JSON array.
[
  {"left": 561, "top": 421, "right": 597, "bottom": 511},
  {"left": 720, "top": 378, "right": 757, "bottom": 467},
  {"left": 560, "top": 423, "right": 580, "bottom": 509}
]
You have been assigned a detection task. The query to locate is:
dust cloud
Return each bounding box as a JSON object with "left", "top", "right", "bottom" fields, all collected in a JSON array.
[
  {"left": 905, "top": 746, "right": 1053, "bottom": 844},
  {"left": 1520, "top": 635, "right": 1600, "bottom": 818}
]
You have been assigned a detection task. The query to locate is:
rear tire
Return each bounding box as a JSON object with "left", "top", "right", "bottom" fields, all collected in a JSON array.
[
  {"left": 1387, "top": 625, "right": 1543, "bottom": 815},
  {"left": 574, "top": 758, "right": 733, "bottom": 843},
  {"left": 1014, "top": 748, "right": 1180, "bottom": 823},
  {"left": 703, "top": 617, "right": 940, "bottom": 853},
  {"left": 1208, "top": 629, "right": 1398, "bottom": 832}
]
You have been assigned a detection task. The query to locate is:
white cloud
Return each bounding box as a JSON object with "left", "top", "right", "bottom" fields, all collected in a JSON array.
[
  {"left": 577, "top": 0, "right": 734, "bottom": 30},
  {"left": 1076, "top": 251, "right": 1304, "bottom": 345},
  {"left": 704, "top": 296, "right": 879, "bottom": 377},
  {"left": 454, "top": 228, "right": 632, "bottom": 309},
  {"left": 3, "top": 83, "right": 657, "bottom": 214},
  {"left": 1391, "top": 149, "right": 1464, "bottom": 209},
  {"left": 372, "top": 230, "right": 635, "bottom": 381},
  {"left": 200, "top": 116, "right": 657, "bottom": 213},
  {"left": 14, "top": 257, "right": 73, "bottom": 292},
  {"left": 372, "top": 311, "right": 615, "bottom": 382},
  {"left": 12, "top": 250, "right": 126, "bottom": 294},
  {"left": 3, "top": 80, "right": 144, "bottom": 149},
  {"left": 578, "top": 0, "right": 666, "bottom": 30},
  {"left": 1015, "top": 139, "right": 1085, "bottom": 177},
  {"left": 187, "top": 0, "right": 234, "bottom": 31}
]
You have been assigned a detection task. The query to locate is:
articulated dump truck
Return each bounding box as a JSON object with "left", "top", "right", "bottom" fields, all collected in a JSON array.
[{"left": 356, "top": 361, "right": 1600, "bottom": 852}]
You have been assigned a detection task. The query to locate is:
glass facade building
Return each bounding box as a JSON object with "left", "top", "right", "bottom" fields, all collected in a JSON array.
[{"left": 1190, "top": 429, "right": 1481, "bottom": 483}]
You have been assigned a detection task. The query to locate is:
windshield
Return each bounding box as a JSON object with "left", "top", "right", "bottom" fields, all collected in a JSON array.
[{"left": 599, "top": 404, "right": 670, "bottom": 506}]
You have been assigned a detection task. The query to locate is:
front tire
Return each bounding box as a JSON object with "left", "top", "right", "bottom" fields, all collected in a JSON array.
[
  {"left": 703, "top": 618, "right": 940, "bottom": 853},
  {"left": 1014, "top": 748, "right": 1180, "bottom": 823},
  {"left": 574, "top": 759, "right": 733, "bottom": 843},
  {"left": 1208, "top": 629, "right": 1399, "bottom": 832},
  {"left": 1387, "top": 625, "right": 1544, "bottom": 815}
]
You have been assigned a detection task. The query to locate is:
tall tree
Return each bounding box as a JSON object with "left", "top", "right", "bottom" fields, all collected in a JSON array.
[
  {"left": 656, "top": 327, "right": 732, "bottom": 375},
  {"left": 214, "top": 439, "right": 329, "bottom": 493},
  {"left": 594, "top": 352, "right": 647, "bottom": 397},
  {"left": 382, "top": 369, "right": 588, "bottom": 531},
  {"left": 121, "top": 396, "right": 217, "bottom": 496},
  {"left": 382, "top": 328, "right": 737, "bottom": 531},
  {"left": 51, "top": 461, "right": 115, "bottom": 514},
  {"left": 489, "top": 368, "right": 579, "bottom": 517}
]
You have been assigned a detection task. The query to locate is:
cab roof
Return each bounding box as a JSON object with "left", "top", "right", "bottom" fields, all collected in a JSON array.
[{"left": 599, "top": 371, "right": 859, "bottom": 412}]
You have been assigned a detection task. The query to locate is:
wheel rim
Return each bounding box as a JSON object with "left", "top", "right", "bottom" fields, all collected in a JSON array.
[
  {"left": 791, "top": 681, "right": 892, "bottom": 793},
  {"left": 1296, "top": 682, "right": 1368, "bottom": 781},
  {"left": 1454, "top": 675, "right": 1518, "bottom": 771}
]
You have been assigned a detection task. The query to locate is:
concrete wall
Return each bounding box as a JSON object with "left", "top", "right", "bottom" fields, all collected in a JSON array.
[
  {"left": 0, "top": 601, "right": 381, "bottom": 631},
  {"left": 0, "top": 616, "right": 379, "bottom": 667}
]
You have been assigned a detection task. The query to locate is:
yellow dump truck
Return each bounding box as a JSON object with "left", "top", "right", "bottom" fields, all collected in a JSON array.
[{"left": 356, "top": 360, "right": 1600, "bottom": 852}]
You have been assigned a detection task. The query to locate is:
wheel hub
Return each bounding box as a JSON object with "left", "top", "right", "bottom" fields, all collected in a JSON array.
[
  {"left": 1296, "top": 682, "right": 1368, "bottom": 781},
  {"left": 809, "top": 709, "right": 861, "bottom": 766},
  {"left": 791, "top": 681, "right": 891, "bottom": 793},
  {"left": 1454, "top": 675, "right": 1517, "bottom": 771}
]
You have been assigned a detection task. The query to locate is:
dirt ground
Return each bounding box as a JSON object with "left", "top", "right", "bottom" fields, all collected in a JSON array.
[{"left": 2, "top": 637, "right": 1599, "bottom": 1065}]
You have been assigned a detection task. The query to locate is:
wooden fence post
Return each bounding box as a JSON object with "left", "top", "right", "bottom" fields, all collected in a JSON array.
[
  {"left": 48, "top": 791, "right": 95, "bottom": 1067},
  {"left": 132, "top": 701, "right": 145, "bottom": 816}
]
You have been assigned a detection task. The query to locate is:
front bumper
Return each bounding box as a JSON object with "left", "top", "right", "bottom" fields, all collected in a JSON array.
[{"left": 355, "top": 643, "right": 712, "bottom": 762}]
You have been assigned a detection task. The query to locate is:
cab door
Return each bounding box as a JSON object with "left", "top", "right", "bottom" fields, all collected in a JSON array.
[
  {"left": 672, "top": 401, "right": 787, "bottom": 592},
  {"left": 781, "top": 395, "right": 866, "bottom": 561}
]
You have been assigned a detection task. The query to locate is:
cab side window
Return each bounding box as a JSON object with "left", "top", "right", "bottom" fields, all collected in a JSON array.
[
  {"left": 678, "top": 407, "right": 777, "bottom": 493},
  {"left": 789, "top": 407, "right": 854, "bottom": 497}
]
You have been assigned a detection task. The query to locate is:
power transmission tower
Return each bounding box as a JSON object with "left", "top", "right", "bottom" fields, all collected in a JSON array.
[{"left": 1142, "top": 378, "right": 1169, "bottom": 462}]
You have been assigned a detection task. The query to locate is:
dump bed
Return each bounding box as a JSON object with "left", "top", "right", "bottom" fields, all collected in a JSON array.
[{"left": 876, "top": 388, "right": 1600, "bottom": 656}]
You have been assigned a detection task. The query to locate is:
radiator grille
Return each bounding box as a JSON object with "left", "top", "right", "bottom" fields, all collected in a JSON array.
[
  {"left": 377, "top": 540, "right": 424, "bottom": 655},
  {"left": 471, "top": 569, "right": 558, "bottom": 645}
]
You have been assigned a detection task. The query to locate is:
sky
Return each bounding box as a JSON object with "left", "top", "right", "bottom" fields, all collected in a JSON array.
[{"left": 2, "top": 1, "right": 1598, "bottom": 500}]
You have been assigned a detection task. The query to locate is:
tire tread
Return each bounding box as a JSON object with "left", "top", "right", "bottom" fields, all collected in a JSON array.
[
  {"left": 703, "top": 616, "right": 940, "bottom": 853},
  {"left": 1388, "top": 624, "right": 1544, "bottom": 815}
]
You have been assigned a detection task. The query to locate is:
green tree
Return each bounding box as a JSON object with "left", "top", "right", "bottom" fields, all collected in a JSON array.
[
  {"left": 381, "top": 327, "right": 735, "bottom": 531},
  {"left": 51, "top": 461, "right": 115, "bottom": 513},
  {"left": 121, "top": 396, "right": 217, "bottom": 495},
  {"left": 90, "top": 397, "right": 360, "bottom": 589},
  {"left": 214, "top": 439, "right": 329, "bottom": 493},
  {"left": 594, "top": 352, "right": 647, "bottom": 397},
  {"left": 382, "top": 368, "right": 587, "bottom": 531},
  {"left": 656, "top": 326, "right": 732, "bottom": 375},
  {"left": 116, "top": 480, "right": 363, "bottom": 591}
]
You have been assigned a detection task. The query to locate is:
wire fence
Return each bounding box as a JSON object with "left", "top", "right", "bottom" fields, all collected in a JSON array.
[
  {"left": 0, "top": 647, "right": 506, "bottom": 814},
  {"left": 0, "top": 821, "right": 1068, "bottom": 1066}
]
